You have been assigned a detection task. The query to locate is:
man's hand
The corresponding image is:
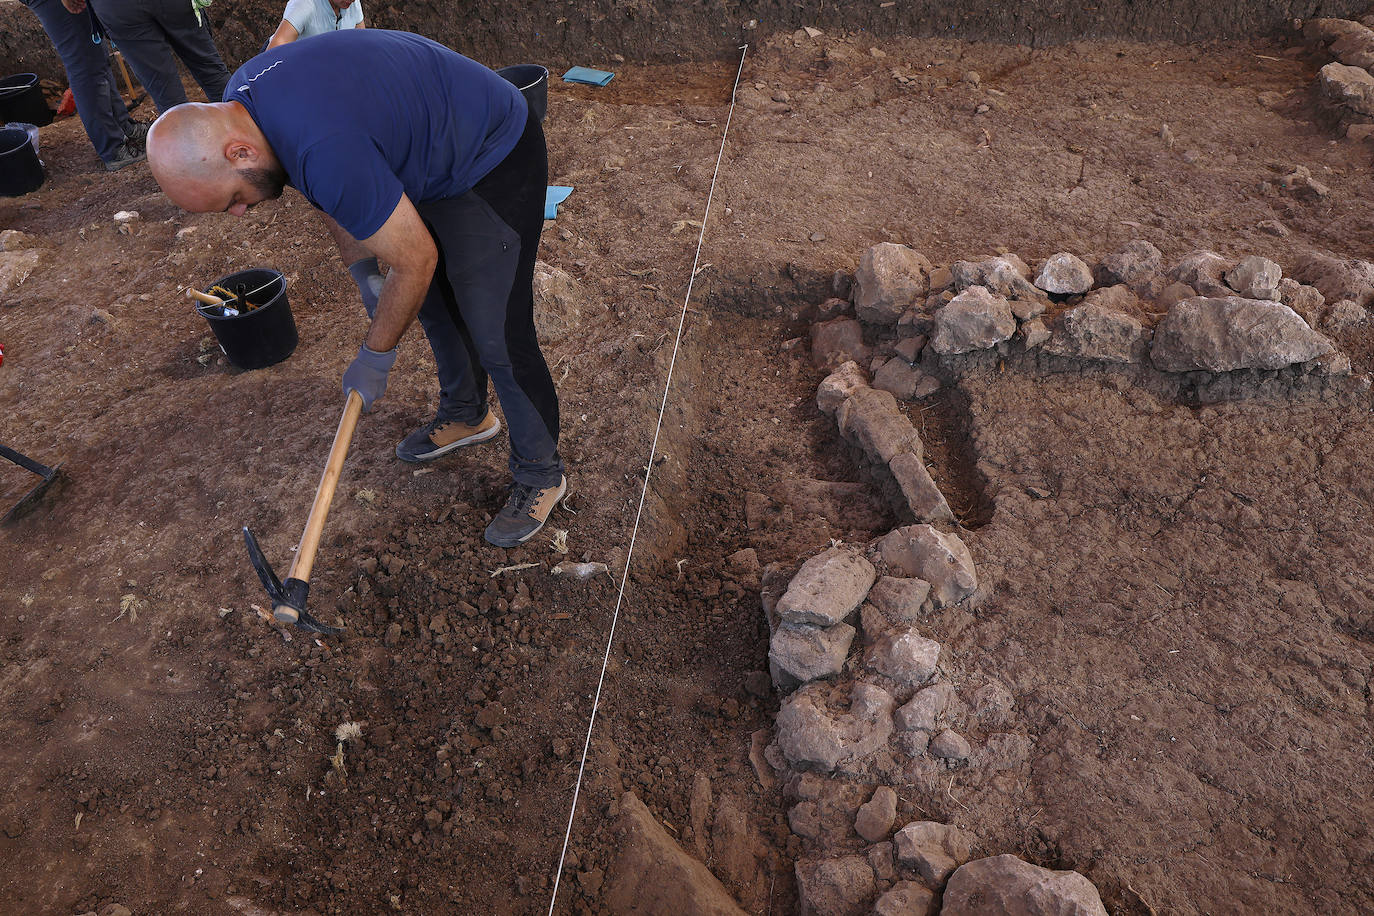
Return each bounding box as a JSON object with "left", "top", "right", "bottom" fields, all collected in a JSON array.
[
  {"left": 61, "top": 0, "right": 86, "bottom": 13},
  {"left": 341, "top": 344, "right": 397, "bottom": 411},
  {"left": 348, "top": 256, "right": 386, "bottom": 319}
]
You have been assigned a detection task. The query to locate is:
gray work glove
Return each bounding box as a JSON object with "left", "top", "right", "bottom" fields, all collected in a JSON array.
[
  {"left": 347, "top": 256, "right": 386, "bottom": 319},
  {"left": 342, "top": 344, "right": 397, "bottom": 411}
]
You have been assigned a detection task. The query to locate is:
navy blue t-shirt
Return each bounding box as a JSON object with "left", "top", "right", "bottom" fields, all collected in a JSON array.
[{"left": 224, "top": 30, "right": 526, "bottom": 240}]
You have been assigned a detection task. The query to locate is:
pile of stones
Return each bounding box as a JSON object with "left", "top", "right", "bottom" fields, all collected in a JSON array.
[
  {"left": 758, "top": 238, "right": 1374, "bottom": 914},
  {"left": 1305, "top": 14, "right": 1374, "bottom": 138}
]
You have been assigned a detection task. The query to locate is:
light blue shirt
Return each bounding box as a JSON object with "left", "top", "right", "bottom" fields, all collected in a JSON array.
[{"left": 281, "top": 0, "right": 363, "bottom": 39}]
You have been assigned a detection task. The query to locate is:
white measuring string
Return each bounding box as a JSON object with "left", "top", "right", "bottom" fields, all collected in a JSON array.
[{"left": 546, "top": 44, "right": 750, "bottom": 915}]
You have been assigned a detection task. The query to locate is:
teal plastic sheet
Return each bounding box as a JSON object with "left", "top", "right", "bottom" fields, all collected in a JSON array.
[
  {"left": 545, "top": 186, "right": 573, "bottom": 220},
  {"left": 562, "top": 66, "right": 615, "bottom": 86}
]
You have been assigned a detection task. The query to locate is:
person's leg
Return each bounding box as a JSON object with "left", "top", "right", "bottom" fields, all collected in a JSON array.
[
  {"left": 96, "top": 0, "right": 189, "bottom": 112},
  {"left": 22, "top": 0, "right": 128, "bottom": 162},
  {"left": 470, "top": 113, "right": 563, "bottom": 488},
  {"left": 150, "top": 0, "right": 230, "bottom": 103}
]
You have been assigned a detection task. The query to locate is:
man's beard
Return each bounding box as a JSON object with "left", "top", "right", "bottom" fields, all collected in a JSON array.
[{"left": 242, "top": 166, "right": 286, "bottom": 201}]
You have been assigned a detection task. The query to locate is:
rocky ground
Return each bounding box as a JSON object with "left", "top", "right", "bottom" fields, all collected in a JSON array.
[{"left": 2, "top": 22, "right": 1373, "bottom": 916}]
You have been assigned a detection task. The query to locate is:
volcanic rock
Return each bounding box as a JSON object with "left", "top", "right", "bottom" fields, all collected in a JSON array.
[
  {"left": 1034, "top": 253, "right": 1093, "bottom": 295},
  {"left": 776, "top": 547, "right": 876, "bottom": 627},
  {"left": 795, "top": 855, "right": 877, "bottom": 916},
  {"left": 775, "top": 682, "right": 896, "bottom": 773},
  {"left": 895, "top": 682, "right": 956, "bottom": 732},
  {"left": 817, "top": 361, "right": 869, "bottom": 415},
  {"left": 1096, "top": 239, "right": 1161, "bottom": 288},
  {"left": 812, "top": 318, "right": 871, "bottom": 369},
  {"left": 865, "top": 576, "right": 931, "bottom": 623},
  {"left": 1224, "top": 255, "right": 1282, "bottom": 300},
  {"left": 855, "top": 243, "right": 932, "bottom": 326},
  {"left": 1167, "top": 250, "right": 1232, "bottom": 296},
  {"left": 877, "top": 526, "right": 977, "bottom": 609},
  {"left": 894, "top": 821, "right": 975, "bottom": 885},
  {"left": 837, "top": 387, "right": 923, "bottom": 464},
  {"left": 770, "top": 621, "right": 857, "bottom": 688},
  {"left": 874, "top": 881, "right": 937, "bottom": 916},
  {"left": 1289, "top": 251, "right": 1374, "bottom": 307},
  {"left": 604, "top": 792, "right": 748, "bottom": 916},
  {"left": 1150, "top": 297, "right": 1334, "bottom": 371},
  {"left": 930, "top": 286, "right": 1017, "bottom": 354},
  {"left": 854, "top": 786, "right": 898, "bottom": 842},
  {"left": 1320, "top": 61, "right": 1374, "bottom": 116},
  {"left": 889, "top": 452, "right": 954, "bottom": 523},
  {"left": 941, "top": 855, "right": 1108, "bottom": 916},
  {"left": 1042, "top": 298, "right": 1147, "bottom": 364},
  {"left": 864, "top": 628, "right": 942, "bottom": 687}
]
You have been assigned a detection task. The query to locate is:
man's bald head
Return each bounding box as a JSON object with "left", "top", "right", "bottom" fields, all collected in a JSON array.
[{"left": 147, "top": 102, "right": 286, "bottom": 216}]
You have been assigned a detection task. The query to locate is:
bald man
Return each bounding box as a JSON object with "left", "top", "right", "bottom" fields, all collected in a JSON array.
[{"left": 147, "top": 29, "right": 565, "bottom": 549}]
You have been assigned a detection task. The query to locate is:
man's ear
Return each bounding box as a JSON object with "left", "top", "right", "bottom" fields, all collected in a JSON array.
[{"left": 225, "top": 140, "right": 257, "bottom": 163}]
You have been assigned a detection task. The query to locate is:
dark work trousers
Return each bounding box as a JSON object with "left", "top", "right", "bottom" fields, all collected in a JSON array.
[
  {"left": 414, "top": 110, "right": 563, "bottom": 488},
  {"left": 93, "top": 0, "right": 230, "bottom": 113},
  {"left": 20, "top": 0, "right": 133, "bottom": 163}
]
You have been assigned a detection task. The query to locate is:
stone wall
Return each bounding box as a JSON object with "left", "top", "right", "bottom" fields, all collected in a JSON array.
[{"left": 2, "top": 0, "right": 1369, "bottom": 85}]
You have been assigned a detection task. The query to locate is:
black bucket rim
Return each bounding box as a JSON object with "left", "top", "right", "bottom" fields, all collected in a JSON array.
[
  {"left": 0, "top": 126, "right": 34, "bottom": 156},
  {"left": 498, "top": 64, "right": 548, "bottom": 93},
  {"left": 196, "top": 268, "right": 288, "bottom": 322},
  {"left": 0, "top": 73, "right": 40, "bottom": 96}
]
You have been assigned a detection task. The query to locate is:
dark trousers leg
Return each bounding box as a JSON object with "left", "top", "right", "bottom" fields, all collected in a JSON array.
[
  {"left": 22, "top": 0, "right": 131, "bottom": 162},
  {"left": 151, "top": 0, "right": 229, "bottom": 103},
  {"left": 415, "top": 114, "right": 562, "bottom": 488}
]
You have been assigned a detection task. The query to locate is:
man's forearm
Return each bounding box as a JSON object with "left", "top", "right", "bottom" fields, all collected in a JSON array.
[{"left": 364, "top": 264, "right": 432, "bottom": 352}]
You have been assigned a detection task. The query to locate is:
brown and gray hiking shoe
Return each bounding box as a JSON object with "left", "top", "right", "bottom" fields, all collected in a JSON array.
[
  {"left": 395, "top": 410, "right": 501, "bottom": 462},
  {"left": 484, "top": 476, "right": 567, "bottom": 547}
]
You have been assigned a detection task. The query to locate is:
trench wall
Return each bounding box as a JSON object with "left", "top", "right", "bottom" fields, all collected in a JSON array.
[{"left": 2, "top": 0, "right": 1368, "bottom": 84}]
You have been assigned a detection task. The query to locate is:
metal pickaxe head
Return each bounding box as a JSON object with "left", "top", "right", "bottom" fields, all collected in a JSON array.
[
  {"left": 242, "top": 526, "right": 344, "bottom": 635},
  {"left": 0, "top": 444, "right": 63, "bottom": 525}
]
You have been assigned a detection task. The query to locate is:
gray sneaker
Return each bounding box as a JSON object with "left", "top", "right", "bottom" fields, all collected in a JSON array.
[
  {"left": 395, "top": 410, "right": 501, "bottom": 462},
  {"left": 104, "top": 140, "right": 146, "bottom": 172},
  {"left": 124, "top": 121, "right": 151, "bottom": 148},
  {"left": 484, "top": 476, "right": 567, "bottom": 547}
]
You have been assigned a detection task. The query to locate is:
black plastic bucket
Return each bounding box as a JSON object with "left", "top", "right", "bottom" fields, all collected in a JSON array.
[
  {"left": 0, "top": 74, "right": 53, "bottom": 128},
  {"left": 197, "top": 268, "right": 298, "bottom": 370},
  {"left": 497, "top": 64, "right": 548, "bottom": 123},
  {"left": 0, "top": 127, "right": 44, "bottom": 197}
]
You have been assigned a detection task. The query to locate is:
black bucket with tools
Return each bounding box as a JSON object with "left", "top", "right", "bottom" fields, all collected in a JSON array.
[
  {"left": 0, "top": 126, "right": 43, "bottom": 197},
  {"left": 0, "top": 74, "right": 53, "bottom": 127},
  {"left": 191, "top": 268, "right": 297, "bottom": 370}
]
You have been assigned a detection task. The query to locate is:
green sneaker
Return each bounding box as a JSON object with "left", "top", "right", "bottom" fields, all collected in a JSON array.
[{"left": 484, "top": 476, "right": 567, "bottom": 547}]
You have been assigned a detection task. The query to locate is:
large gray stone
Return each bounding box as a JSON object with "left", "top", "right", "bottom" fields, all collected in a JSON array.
[
  {"left": 866, "top": 576, "right": 931, "bottom": 623},
  {"left": 1305, "top": 17, "right": 1369, "bottom": 45},
  {"left": 1034, "top": 253, "right": 1093, "bottom": 295},
  {"left": 1042, "top": 299, "right": 1147, "bottom": 364},
  {"left": 854, "top": 786, "right": 898, "bottom": 842},
  {"left": 873, "top": 357, "right": 927, "bottom": 401},
  {"left": 864, "top": 628, "right": 941, "bottom": 687},
  {"left": 893, "top": 821, "right": 976, "bottom": 885},
  {"left": 950, "top": 256, "right": 1040, "bottom": 299},
  {"left": 604, "top": 792, "right": 749, "bottom": 916},
  {"left": 1331, "top": 25, "right": 1374, "bottom": 69},
  {"left": 776, "top": 682, "right": 896, "bottom": 773},
  {"left": 770, "top": 621, "right": 857, "bottom": 688},
  {"left": 941, "top": 855, "right": 1108, "bottom": 916},
  {"left": 1167, "top": 250, "right": 1232, "bottom": 296},
  {"left": 1095, "top": 239, "right": 1161, "bottom": 288},
  {"left": 877, "top": 526, "right": 978, "bottom": 609},
  {"left": 796, "top": 855, "right": 877, "bottom": 916},
  {"left": 532, "top": 261, "right": 586, "bottom": 343},
  {"left": 817, "top": 361, "right": 868, "bottom": 416},
  {"left": 1320, "top": 61, "right": 1374, "bottom": 116},
  {"left": 930, "top": 286, "right": 1016, "bottom": 355},
  {"left": 776, "top": 547, "right": 876, "bottom": 627},
  {"left": 1150, "top": 297, "right": 1334, "bottom": 372},
  {"left": 1278, "top": 278, "right": 1325, "bottom": 325},
  {"left": 1224, "top": 255, "right": 1282, "bottom": 300},
  {"left": 895, "top": 682, "right": 956, "bottom": 732},
  {"left": 889, "top": 452, "right": 954, "bottom": 523},
  {"left": 837, "top": 387, "right": 923, "bottom": 464},
  {"left": 855, "top": 243, "right": 932, "bottom": 326},
  {"left": 874, "top": 881, "right": 937, "bottom": 916},
  {"left": 1290, "top": 250, "right": 1374, "bottom": 308},
  {"left": 812, "top": 317, "right": 871, "bottom": 370}
]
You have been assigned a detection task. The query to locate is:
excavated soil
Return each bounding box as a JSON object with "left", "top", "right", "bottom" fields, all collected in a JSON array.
[{"left": 2, "top": 28, "right": 1373, "bottom": 916}]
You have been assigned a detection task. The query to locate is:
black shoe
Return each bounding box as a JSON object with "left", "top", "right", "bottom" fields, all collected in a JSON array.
[
  {"left": 484, "top": 476, "right": 567, "bottom": 547},
  {"left": 124, "top": 121, "right": 151, "bottom": 149},
  {"left": 104, "top": 140, "right": 146, "bottom": 172}
]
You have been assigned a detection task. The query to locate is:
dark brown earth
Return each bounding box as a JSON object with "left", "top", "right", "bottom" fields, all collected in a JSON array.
[{"left": 2, "top": 22, "right": 1373, "bottom": 916}]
